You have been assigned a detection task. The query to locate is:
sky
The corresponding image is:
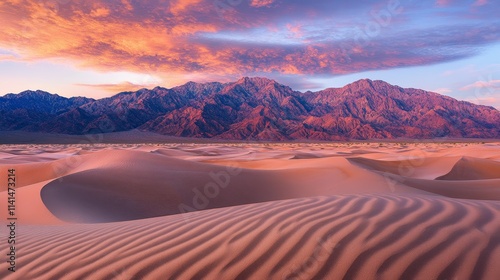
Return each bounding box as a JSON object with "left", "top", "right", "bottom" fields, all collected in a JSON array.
[{"left": 0, "top": 0, "right": 499, "bottom": 108}]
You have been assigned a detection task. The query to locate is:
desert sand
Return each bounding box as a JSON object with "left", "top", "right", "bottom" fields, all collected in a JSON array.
[{"left": 1, "top": 142, "right": 500, "bottom": 279}]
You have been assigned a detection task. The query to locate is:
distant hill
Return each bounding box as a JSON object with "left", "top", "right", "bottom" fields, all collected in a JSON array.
[{"left": 1, "top": 78, "right": 499, "bottom": 140}]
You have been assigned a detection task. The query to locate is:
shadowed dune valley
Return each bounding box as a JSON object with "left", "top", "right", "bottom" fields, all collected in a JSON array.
[{"left": 1, "top": 142, "right": 500, "bottom": 280}]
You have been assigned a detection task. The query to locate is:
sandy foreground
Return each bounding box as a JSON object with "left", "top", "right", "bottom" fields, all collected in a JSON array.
[{"left": 1, "top": 142, "right": 500, "bottom": 280}]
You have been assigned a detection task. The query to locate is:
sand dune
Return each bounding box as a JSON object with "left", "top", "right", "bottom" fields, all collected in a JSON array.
[
  {"left": 1, "top": 142, "right": 500, "bottom": 279},
  {"left": 1, "top": 195, "right": 500, "bottom": 280},
  {"left": 437, "top": 157, "right": 500, "bottom": 180},
  {"left": 38, "top": 149, "right": 428, "bottom": 223},
  {"left": 347, "top": 156, "right": 462, "bottom": 179},
  {"left": 349, "top": 156, "right": 500, "bottom": 200}
]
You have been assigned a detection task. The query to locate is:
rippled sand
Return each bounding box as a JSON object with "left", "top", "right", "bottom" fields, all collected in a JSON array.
[{"left": 1, "top": 142, "right": 499, "bottom": 279}]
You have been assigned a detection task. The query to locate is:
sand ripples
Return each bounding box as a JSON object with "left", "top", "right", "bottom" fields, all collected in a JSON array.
[{"left": 2, "top": 194, "right": 500, "bottom": 280}]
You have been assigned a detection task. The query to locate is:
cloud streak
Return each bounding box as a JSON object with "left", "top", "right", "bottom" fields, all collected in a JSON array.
[
  {"left": 76, "top": 82, "right": 156, "bottom": 93},
  {"left": 461, "top": 80, "right": 500, "bottom": 91}
]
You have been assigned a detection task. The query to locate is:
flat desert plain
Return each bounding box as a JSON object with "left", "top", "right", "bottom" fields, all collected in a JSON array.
[{"left": 1, "top": 142, "right": 500, "bottom": 280}]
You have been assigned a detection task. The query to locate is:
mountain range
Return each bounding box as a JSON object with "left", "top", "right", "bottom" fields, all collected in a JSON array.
[{"left": 1, "top": 77, "right": 499, "bottom": 140}]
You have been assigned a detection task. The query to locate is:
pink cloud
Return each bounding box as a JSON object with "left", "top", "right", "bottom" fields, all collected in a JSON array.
[
  {"left": 465, "top": 95, "right": 500, "bottom": 109},
  {"left": 169, "top": 0, "right": 204, "bottom": 14},
  {"left": 473, "top": 0, "right": 488, "bottom": 6},
  {"left": 76, "top": 82, "right": 154, "bottom": 93},
  {"left": 461, "top": 80, "right": 500, "bottom": 91},
  {"left": 0, "top": 0, "right": 497, "bottom": 82},
  {"left": 436, "top": 0, "right": 452, "bottom": 7},
  {"left": 286, "top": 23, "right": 303, "bottom": 39},
  {"left": 250, "top": 0, "right": 276, "bottom": 8},
  {"left": 433, "top": 88, "right": 452, "bottom": 94}
]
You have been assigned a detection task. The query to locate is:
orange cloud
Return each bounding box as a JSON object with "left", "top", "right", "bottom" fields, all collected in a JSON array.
[
  {"left": 90, "top": 5, "right": 111, "bottom": 18},
  {"left": 120, "top": 0, "right": 133, "bottom": 11},
  {"left": 0, "top": 1, "right": 214, "bottom": 72},
  {"left": 250, "top": 0, "right": 276, "bottom": 8},
  {"left": 170, "top": 0, "right": 204, "bottom": 14},
  {"left": 0, "top": 0, "right": 497, "bottom": 83},
  {"left": 76, "top": 82, "right": 152, "bottom": 93}
]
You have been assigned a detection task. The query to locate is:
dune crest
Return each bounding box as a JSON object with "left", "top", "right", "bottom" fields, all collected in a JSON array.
[
  {"left": 1, "top": 142, "right": 500, "bottom": 279},
  {"left": 437, "top": 157, "right": 500, "bottom": 180}
]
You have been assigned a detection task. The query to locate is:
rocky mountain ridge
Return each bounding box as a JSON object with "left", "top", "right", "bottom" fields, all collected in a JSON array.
[{"left": 1, "top": 77, "right": 499, "bottom": 140}]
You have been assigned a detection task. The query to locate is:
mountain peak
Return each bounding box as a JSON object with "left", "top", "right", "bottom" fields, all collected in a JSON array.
[
  {"left": 346, "top": 79, "right": 393, "bottom": 88},
  {"left": 235, "top": 77, "right": 277, "bottom": 86},
  {"left": 340, "top": 79, "right": 404, "bottom": 96},
  {"left": 1, "top": 78, "right": 499, "bottom": 139},
  {"left": 353, "top": 78, "right": 374, "bottom": 84},
  {"left": 15, "top": 90, "right": 59, "bottom": 98},
  {"left": 153, "top": 86, "right": 168, "bottom": 91}
]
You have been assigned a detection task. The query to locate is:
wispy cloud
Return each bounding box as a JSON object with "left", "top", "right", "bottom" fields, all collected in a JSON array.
[
  {"left": 76, "top": 82, "right": 154, "bottom": 93},
  {"left": 465, "top": 95, "right": 500, "bottom": 109},
  {"left": 436, "top": 0, "right": 452, "bottom": 7},
  {"left": 473, "top": 0, "right": 488, "bottom": 7},
  {"left": 433, "top": 88, "right": 452, "bottom": 94},
  {"left": 461, "top": 80, "right": 500, "bottom": 91},
  {"left": 250, "top": 0, "right": 276, "bottom": 8}
]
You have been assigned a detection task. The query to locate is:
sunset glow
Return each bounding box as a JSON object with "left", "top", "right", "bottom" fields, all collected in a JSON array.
[{"left": 0, "top": 0, "right": 499, "bottom": 107}]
